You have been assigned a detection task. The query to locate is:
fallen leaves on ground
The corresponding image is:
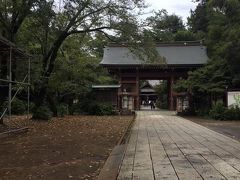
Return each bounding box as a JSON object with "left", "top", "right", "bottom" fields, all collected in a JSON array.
[{"left": 0, "top": 115, "right": 133, "bottom": 180}]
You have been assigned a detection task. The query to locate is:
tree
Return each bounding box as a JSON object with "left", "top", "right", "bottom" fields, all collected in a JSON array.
[
  {"left": 0, "top": 0, "right": 38, "bottom": 42},
  {"left": 154, "top": 81, "right": 168, "bottom": 109},
  {"left": 17, "top": 0, "right": 146, "bottom": 112},
  {"left": 0, "top": 0, "right": 148, "bottom": 118},
  {"left": 146, "top": 9, "right": 185, "bottom": 41},
  {"left": 147, "top": 9, "right": 185, "bottom": 34},
  {"left": 47, "top": 34, "right": 114, "bottom": 115},
  {"left": 174, "top": 30, "right": 205, "bottom": 41},
  {"left": 175, "top": 0, "right": 240, "bottom": 114},
  {"left": 206, "top": 0, "right": 240, "bottom": 87},
  {"left": 188, "top": 0, "right": 209, "bottom": 33}
]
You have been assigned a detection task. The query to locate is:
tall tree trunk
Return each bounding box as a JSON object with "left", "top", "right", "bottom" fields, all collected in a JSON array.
[
  {"left": 33, "top": 33, "right": 68, "bottom": 118},
  {"left": 47, "top": 93, "right": 58, "bottom": 117}
]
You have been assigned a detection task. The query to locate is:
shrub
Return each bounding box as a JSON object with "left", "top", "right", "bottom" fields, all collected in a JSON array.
[
  {"left": 71, "top": 98, "right": 115, "bottom": 116},
  {"left": 32, "top": 105, "right": 53, "bottom": 120},
  {"left": 223, "top": 108, "right": 235, "bottom": 120},
  {"left": 79, "top": 101, "right": 114, "bottom": 116},
  {"left": 56, "top": 104, "right": 68, "bottom": 117},
  {"left": 209, "top": 102, "right": 226, "bottom": 120},
  {"left": 209, "top": 102, "right": 240, "bottom": 120},
  {"left": 11, "top": 98, "right": 26, "bottom": 115},
  {"left": 70, "top": 103, "right": 85, "bottom": 115},
  {"left": 223, "top": 107, "right": 240, "bottom": 120},
  {"left": 155, "top": 94, "right": 168, "bottom": 110},
  {"left": 98, "top": 103, "right": 115, "bottom": 115},
  {"left": 196, "top": 108, "right": 209, "bottom": 117},
  {"left": 236, "top": 106, "right": 240, "bottom": 120},
  {"left": 86, "top": 102, "right": 115, "bottom": 116}
]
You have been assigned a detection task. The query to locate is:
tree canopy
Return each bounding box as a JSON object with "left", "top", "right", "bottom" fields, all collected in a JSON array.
[
  {"left": 174, "top": 0, "right": 240, "bottom": 112},
  {"left": 0, "top": 0, "right": 148, "bottom": 117}
]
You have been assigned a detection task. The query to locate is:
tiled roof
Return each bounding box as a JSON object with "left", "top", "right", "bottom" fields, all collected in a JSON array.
[{"left": 101, "top": 42, "right": 208, "bottom": 66}]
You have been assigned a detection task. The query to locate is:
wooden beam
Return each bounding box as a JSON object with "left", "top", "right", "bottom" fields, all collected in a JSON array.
[
  {"left": 168, "top": 76, "right": 174, "bottom": 111},
  {"left": 136, "top": 68, "right": 140, "bottom": 110}
]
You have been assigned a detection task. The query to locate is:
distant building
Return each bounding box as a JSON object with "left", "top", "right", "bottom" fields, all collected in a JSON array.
[{"left": 140, "top": 81, "right": 158, "bottom": 106}]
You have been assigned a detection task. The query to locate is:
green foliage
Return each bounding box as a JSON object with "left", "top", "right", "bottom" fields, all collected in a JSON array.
[
  {"left": 90, "top": 103, "right": 115, "bottom": 116},
  {"left": 223, "top": 107, "right": 240, "bottom": 120},
  {"left": 2, "top": 0, "right": 148, "bottom": 115},
  {"left": 175, "top": 0, "right": 240, "bottom": 115},
  {"left": 209, "top": 102, "right": 240, "bottom": 120},
  {"left": 209, "top": 102, "right": 226, "bottom": 120},
  {"left": 147, "top": 9, "right": 185, "bottom": 34},
  {"left": 46, "top": 34, "right": 116, "bottom": 116},
  {"left": 188, "top": 0, "right": 209, "bottom": 33},
  {"left": 79, "top": 101, "right": 115, "bottom": 116},
  {"left": 0, "top": 0, "right": 38, "bottom": 41},
  {"left": 32, "top": 105, "right": 53, "bottom": 120},
  {"left": 56, "top": 104, "right": 68, "bottom": 117},
  {"left": 196, "top": 108, "right": 209, "bottom": 117},
  {"left": 69, "top": 91, "right": 116, "bottom": 116},
  {"left": 190, "top": 59, "right": 230, "bottom": 94},
  {"left": 154, "top": 81, "right": 168, "bottom": 109},
  {"left": 155, "top": 99, "right": 168, "bottom": 110},
  {"left": 11, "top": 98, "right": 26, "bottom": 115},
  {"left": 146, "top": 9, "right": 185, "bottom": 42},
  {"left": 206, "top": 0, "right": 240, "bottom": 88},
  {"left": 174, "top": 79, "right": 189, "bottom": 93},
  {"left": 174, "top": 31, "right": 205, "bottom": 41},
  {"left": 234, "top": 94, "right": 240, "bottom": 107},
  {"left": 129, "top": 33, "right": 167, "bottom": 65}
]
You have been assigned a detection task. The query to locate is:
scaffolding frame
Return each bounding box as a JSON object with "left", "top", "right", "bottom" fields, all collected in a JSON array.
[{"left": 0, "top": 36, "right": 31, "bottom": 126}]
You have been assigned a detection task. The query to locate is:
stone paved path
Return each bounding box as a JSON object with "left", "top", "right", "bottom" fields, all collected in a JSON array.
[{"left": 117, "top": 111, "right": 240, "bottom": 180}]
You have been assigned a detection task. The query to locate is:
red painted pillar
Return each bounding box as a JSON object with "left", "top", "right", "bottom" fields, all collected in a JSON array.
[
  {"left": 136, "top": 68, "right": 140, "bottom": 110},
  {"left": 169, "top": 75, "right": 174, "bottom": 111}
]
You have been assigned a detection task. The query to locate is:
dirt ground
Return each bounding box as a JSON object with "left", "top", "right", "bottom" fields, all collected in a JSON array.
[
  {"left": 0, "top": 115, "right": 133, "bottom": 180},
  {"left": 183, "top": 116, "right": 240, "bottom": 141}
]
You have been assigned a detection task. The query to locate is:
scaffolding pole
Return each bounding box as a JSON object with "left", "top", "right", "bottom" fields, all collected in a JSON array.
[
  {"left": 0, "top": 75, "right": 29, "bottom": 121},
  {"left": 27, "top": 57, "right": 31, "bottom": 120},
  {"left": 0, "top": 78, "right": 30, "bottom": 86},
  {"left": 8, "top": 46, "right": 12, "bottom": 121},
  {"left": 0, "top": 38, "right": 31, "bottom": 125}
]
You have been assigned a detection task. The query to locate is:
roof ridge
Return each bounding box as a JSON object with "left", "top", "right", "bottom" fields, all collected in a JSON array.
[{"left": 107, "top": 41, "right": 204, "bottom": 47}]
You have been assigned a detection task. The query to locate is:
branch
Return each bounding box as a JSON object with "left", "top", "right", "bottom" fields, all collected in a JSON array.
[
  {"left": 75, "top": 4, "right": 110, "bottom": 25},
  {"left": 67, "top": 26, "right": 111, "bottom": 35},
  {"left": 96, "top": 29, "right": 119, "bottom": 43},
  {"left": 43, "top": 1, "right": 90, "bottom": 62},
  {"left": 64, "top": 1, "right": 90, "bottom": 32}
]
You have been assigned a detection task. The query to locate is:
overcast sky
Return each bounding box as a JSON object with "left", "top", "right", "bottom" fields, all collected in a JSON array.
[{"left": 143, "top": 0, "right": 197, "bottom": 23}]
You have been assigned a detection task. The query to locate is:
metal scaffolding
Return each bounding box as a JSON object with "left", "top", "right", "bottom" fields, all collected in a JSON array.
[{"left": 0, "top": 36, "right": 31, "bottom": 127}]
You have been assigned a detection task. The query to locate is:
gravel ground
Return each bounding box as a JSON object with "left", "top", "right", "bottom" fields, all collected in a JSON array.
[{"left": 182, "top": 116, "right": 240, "bottom": 141}]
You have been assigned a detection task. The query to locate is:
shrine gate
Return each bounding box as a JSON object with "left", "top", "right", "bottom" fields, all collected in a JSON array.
[{"left": 100, "top": 41, "right": 208, "bottom": 111}]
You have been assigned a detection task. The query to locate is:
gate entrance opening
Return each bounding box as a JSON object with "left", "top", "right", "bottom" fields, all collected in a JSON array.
[{"left": 139, "top": 81, "right": 158, "bottom": 110}]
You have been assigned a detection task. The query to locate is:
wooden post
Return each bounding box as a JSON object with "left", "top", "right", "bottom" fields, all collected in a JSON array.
[
  {"left": 136, "top": 68, "right": 140, "bottom": 110},
  {"left": 118, "top": 69, "right": 122, "bottom": 111},
  {"left": 8, "top": 46, "right": 12, "bottom": 121},
  {"left": 168, "top": 75, "right": 174, "bottom": 111}
]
